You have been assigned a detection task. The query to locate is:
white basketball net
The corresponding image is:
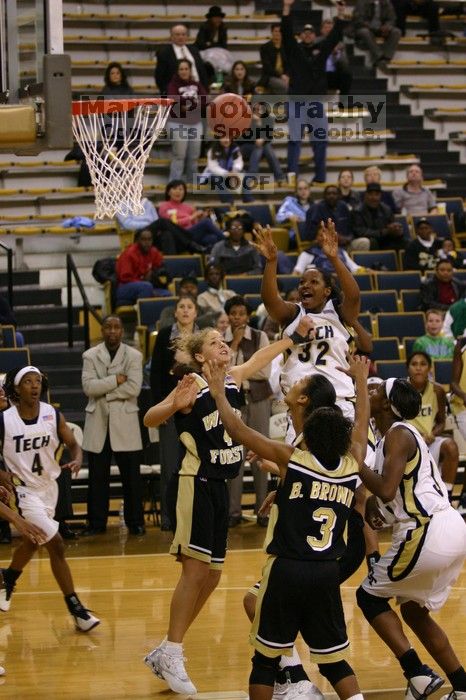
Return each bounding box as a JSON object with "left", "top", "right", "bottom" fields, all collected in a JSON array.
[{"left": 72, "top": 101, "right": 172, "bottom": 219}]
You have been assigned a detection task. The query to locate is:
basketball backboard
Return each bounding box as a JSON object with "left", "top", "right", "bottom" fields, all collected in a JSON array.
[{"left": 0, "top": 0, "right": 72, "bottom": 153}]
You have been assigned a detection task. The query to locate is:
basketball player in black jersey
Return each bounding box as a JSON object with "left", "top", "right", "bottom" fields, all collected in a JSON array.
[
  {"left": 143, "top": 319, "right": 315, "bottom": 695},
  {"left": 206, "top": 354, "right": 370, "bottom": 700}
]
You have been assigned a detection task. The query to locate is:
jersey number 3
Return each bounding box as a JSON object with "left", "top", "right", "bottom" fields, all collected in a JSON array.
[
  {"left": 298, "top": 341, "right": 329, "bottom": 365},
  {"left": 31, "top": 453, "right": 44, "bottom": 476},
  {"left": 306, "top": 507, "right": 336, "bottom": 551}
]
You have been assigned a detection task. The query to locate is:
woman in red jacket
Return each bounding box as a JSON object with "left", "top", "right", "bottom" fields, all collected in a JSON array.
[{"left": 115, "top": 228, "right": 170, "bottom": 305}]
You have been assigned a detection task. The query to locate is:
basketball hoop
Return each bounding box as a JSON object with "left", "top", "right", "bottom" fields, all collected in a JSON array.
[{"left": 72, "top": 98, "right": 173, "bottom": 219}]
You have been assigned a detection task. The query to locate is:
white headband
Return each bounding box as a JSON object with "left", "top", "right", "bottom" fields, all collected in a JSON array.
[
  {"left": 384, "top": 377, "right": 402, "bottom": 418},
  {"left": 14, "top": 366, "right": 41, "bottom": 386}
]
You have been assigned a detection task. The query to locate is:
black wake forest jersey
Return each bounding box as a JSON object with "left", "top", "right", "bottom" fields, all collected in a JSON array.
[
  {"left": 267, "top": 447, "right": 359, "bottom": 560},
  {"left": 174, "top": 373, "right": 243, "bottom": 480}
]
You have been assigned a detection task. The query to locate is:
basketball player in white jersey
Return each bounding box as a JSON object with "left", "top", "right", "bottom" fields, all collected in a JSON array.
[
  {"left": 357, "top": 377, "right": 466, "bottom": 700},
  {"left": 254, "top": 220, "right": 360, "bottom": 421},
  {"left": 0, "top": 366, "right": 100, "bottom": 632}
]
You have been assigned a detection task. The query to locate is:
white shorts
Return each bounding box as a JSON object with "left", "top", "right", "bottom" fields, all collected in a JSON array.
[
  {"left": 15, "top": 481, "right": 59, "bottom": 543},
  {"left": 362, "top": 507, "right": 466, "bottom": 611},
  {"left": 428, "top": 436, "right": 448, "bottom": 470}
]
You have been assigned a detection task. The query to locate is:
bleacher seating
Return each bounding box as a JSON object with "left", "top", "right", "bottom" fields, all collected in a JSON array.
[
  {"left": 375, "top": 360, "right": 407, "bottom": 379},
  {"left": 0, "top": 347, "right": 30, "bottom": 371},
  {"left": 352, "top": 250, "right": 399, "bottom": 271},
  {"left": 400, "top": 290, "right": 421, "bottom": 312},
  {"left": 360, "top": 290, "right": 399, "bottom": 313},
  {"left": 376, "top": 271, "right": 422, "bottom": 291},
  {"left": 371, "top": 337, "right": 401, "bottom": 362},
  {"left": 376, "top": 312, "right": 426, "bottom": 340}
]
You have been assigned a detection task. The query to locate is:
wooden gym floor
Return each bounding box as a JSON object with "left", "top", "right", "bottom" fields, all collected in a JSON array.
[{"left": 0, "top": 518, "right": 465, "bottom": 700}]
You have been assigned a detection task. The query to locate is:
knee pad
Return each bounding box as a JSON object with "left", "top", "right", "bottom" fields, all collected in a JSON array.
[
  {"left": 318, "top": 660, "right": 353, "bottom": 686},
  {"left": 249, "top": 651, "right": 280, "bottom": 687},
  {"left": 356, "top": 585, "right": 391, "bottom": 623}
]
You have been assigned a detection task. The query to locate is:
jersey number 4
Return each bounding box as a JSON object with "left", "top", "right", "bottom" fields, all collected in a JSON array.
[
  {"left": 306, "top": 507, "right": 337, "bottom": 551},
  {"left": 298, "top": 340, "right": 329, "bottom": 365},
  {"left": 31, "top": 453, "right": 44, "bottom": 476}
]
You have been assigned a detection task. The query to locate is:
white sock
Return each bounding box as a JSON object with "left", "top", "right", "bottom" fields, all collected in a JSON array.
[
  {"left": 279, "top": 646, "right": 302, "bottom": 669},
  {"left": 159, "top": 636, "right": 168, "bottom": 648},
  {"left": 346, "top": 694, "right": 364, "bottom": 700},
  {"left": 165, "top": 641, "right": 183, "bottom": 655}
]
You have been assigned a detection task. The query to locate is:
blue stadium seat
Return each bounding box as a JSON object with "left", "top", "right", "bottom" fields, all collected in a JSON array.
[
  {"left": 0, "top": 325, "right": 17, "bottom": 347},
  {"left": 239, "top": 204, "right": 273, "bottom": 226},
  {"left": 360, "top": 290, "right": 398, "bottom": 313},
  {"left": 443, "top": 198, "right": 465, "bottom": 233},
  {"left": 137, "top": 297, "right": 176, "bottom": 331},
  {"left": 376, "top": 312, "right": 426, "bottom": 340},
  {"left": 395, "top": 214, "right": 413, "bottom": 240},
  {"left": 434, "top": 360, "right": 452, "bottom": 386},
  {"left": 164, "top": 255, "right": 204, "bottom": 279},
  {"left": 412, "top": 214, "right": 452, "bottom": 239},
  {"left": 374, "top": 360, "right": 407, "bottom": 380},
  {"left": 225, "top": 276, "right": 262, "bottom": 295},
  {"left": 371, "top": 337, "right": 401, "bottom": 362},
  {"left": 174, "top": 278, "right": 208, "bottom": 294},
  {"left": 400, "top": 290, "right": 421, "bottom": 312},
  {"left": 244, "top": 294, "right": 262, "bottom": 311},
  {"left": 0, "top": 347, "right": 30, "bottom": 371},
  {"left": 352, "top": 250, "right": 399, "bottom": 271},
  {"left": 354, "top": 273, "right": 373, "bottom": 291},
  {"left": 357, "top": 313, "right": 373, "bottom": 335},
  {"left": 402, "top": 337, "right": 418, "bottom": 360},
  {"left": 376, "top": 271, "right": 422, "bottom": 291}
]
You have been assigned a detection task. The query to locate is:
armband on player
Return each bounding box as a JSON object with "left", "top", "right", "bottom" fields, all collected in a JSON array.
[{"left": 286, "top": 330, "right": 313, "bottom": 346}]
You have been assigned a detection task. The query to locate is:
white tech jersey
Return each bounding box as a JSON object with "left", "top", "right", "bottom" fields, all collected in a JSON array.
[
  {"left": 281, "top": 300, "right": 355, "bottom": 402},
  {"left": 373, "top": 421, "right": 449, "bottom": 526},
  {"left": 1, "top": 403, "right": 61, "bottom": 488}
]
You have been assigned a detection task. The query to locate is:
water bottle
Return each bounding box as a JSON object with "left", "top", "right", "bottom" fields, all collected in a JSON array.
[
  {"left": 119, "top": 500, "right": 126, "bottom": 528},
  {"left": 215, "top": 69, "right": 224, "bottom": 86}
]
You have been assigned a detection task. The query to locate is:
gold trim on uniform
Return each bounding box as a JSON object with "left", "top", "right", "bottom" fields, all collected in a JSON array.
[
  {"left": 388, "top": 445, "right": 431, "bottom": 581},
  {"left": 308, "top": 643, "right": 349, "bottom": 664},
  {"left": 169, "top": 476, "right": 210, "bottom": 564},
  {"left": 250, "top": 556, "right": 294, "bottom": 658},
  {"left": 178, "top": 431, "right": 202, "bottom": 477}
]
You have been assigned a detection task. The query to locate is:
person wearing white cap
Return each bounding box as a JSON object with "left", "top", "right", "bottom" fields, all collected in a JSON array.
[
  {"left": 356, "top": 377, "right": 466, "bottom": 700},
  {"left": 0, "top": 366, "right": 100, "bottom": 632}
]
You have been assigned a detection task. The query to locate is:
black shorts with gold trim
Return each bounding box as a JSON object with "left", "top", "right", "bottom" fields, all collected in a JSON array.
[
  {"left": 251, "top": 556, "right": 349, "bottom": 663},
  {"left": 169, "top": 475, "right": 229, "bottom": 570}
]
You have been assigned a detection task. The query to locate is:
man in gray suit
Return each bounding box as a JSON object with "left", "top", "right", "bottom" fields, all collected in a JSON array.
[{"left": 81, "top": 315, "right": 145, "bottom": 536}]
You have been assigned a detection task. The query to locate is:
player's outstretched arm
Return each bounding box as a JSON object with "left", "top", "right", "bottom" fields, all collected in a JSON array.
[
  {"left": 253, "top": 225, "right": 297, "bottom": 326},
  {"left": 144, "top": 374, "right": 198, "bottom": 427},
  {"left": 342, "top": 355, "right": 370, "bottom": 466},
  {"left": 232, "top": 315, "right": 315, "bottom": 384},
  {"left": 205, "top": 361, "right": 293, "bottom": 471},
  {"left": 321, "top": 219, "right": 360, "bottom": 323}
]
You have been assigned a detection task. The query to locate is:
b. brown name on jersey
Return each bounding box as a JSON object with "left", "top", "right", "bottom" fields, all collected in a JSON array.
[{"left": 289, "top": 480, "right": 354, "bottom": 508}]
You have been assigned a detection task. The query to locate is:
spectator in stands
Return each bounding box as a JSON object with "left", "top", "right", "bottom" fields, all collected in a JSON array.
[
  {"left": 419, "top": 259, "right": 466, "bottom": 312},
  {"left": 155, "top": 24, "right": 208, "bottom": 96},
  {"left": 443, "top": 298, "right": 466, "bottom": 338},
  {"left": 293, "top": 223, "right": 360, "bottom": 275},
  {"left": 393, "top": 164, "right": 439, "bottom": 216},
  {"left": 115, "top": 229, "right": 169, "bottom": 306},
  {"left": 240, "top": 98, "right": 285, "bottom": 201},
  {"left": 167, "top": 59, "right": 207, "bottom": 184},
  {"left": 281, "top": 0, "right": 348, "bottom": 183},
  {"left": 116, "top": 197, "right": 207, "bottom": 255},
  {"left": 403, "top": 217, "right": 444, "bottom": 271},
  {"left": 351, "top": 182, "right": 405, "bottom": 250},
  {"left": 406, "top": 350, "right": 459, "bottom": 501},
  {"left": 338, "top": 169, "right": 360, "bottom": 209},
  {"left": 363, "top": 165, "right": 396, "bottom": 212},
  {"left": 102, "top": 62, "right": 134, "bottom": 97},
  {"left": 412, "top": 309, "right": 455, "bottom": 359},
  {"left": 392, "top": 0, "right": 440, "bottom": 38},
  {"left": 81, "top": 315, "right": 145, "bottom": 536},
  {"left": 208, "top": 216, "right": 262, "bottom": 274},
  {"left": 302, "top": 184, "right": 351, "bottom": 243},
  {"left": 351, "top": 0, "right": 401, "bottom": 69},
  {"left": 150, "top": 295, "right": 199, "bottom": 530},
  {"left": 437, "top": 238, "right": 464, "bottom": 268},
  {"left": 197, "top": 263, "right": 236, "bottom": 318},
  {"left": 257, "top": 23, "right": 289, "bottom": 94},
  {"left": 195, "top": 6, "right": 234, "bottom": 80},
  {"left": 64, "top": 143, "right": 91, "bottom": 188},
  {"left": 223, "top": 295, "right": 272, "bottom": 527},
  {"left": 158, "top": 179, "right": 224, "bottom": 249},
  {"left": 216, "top": 311, "right": 230, "bottom": 334},
  {"left": 275, "top": 178, "right": 313, "bottom": 224},
  {"left": 316, "top": 19, "right": 352, "bottom": 94},
  {"left": 0, "top": 294, "right": 24, "bottom": 347},
  {"left": 158, "top": 277, "right": 200, "bottom": 329},
  {"left": 222, "top": 61, "right": 255, "bottom": 99},
  {"left": 202, "top": 136, "right": 244, "bottom": 203}
]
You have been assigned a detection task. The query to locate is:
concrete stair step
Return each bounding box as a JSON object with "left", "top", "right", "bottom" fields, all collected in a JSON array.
[{"left": 22, "top": 323, "right": 85, "bottom": 345}]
